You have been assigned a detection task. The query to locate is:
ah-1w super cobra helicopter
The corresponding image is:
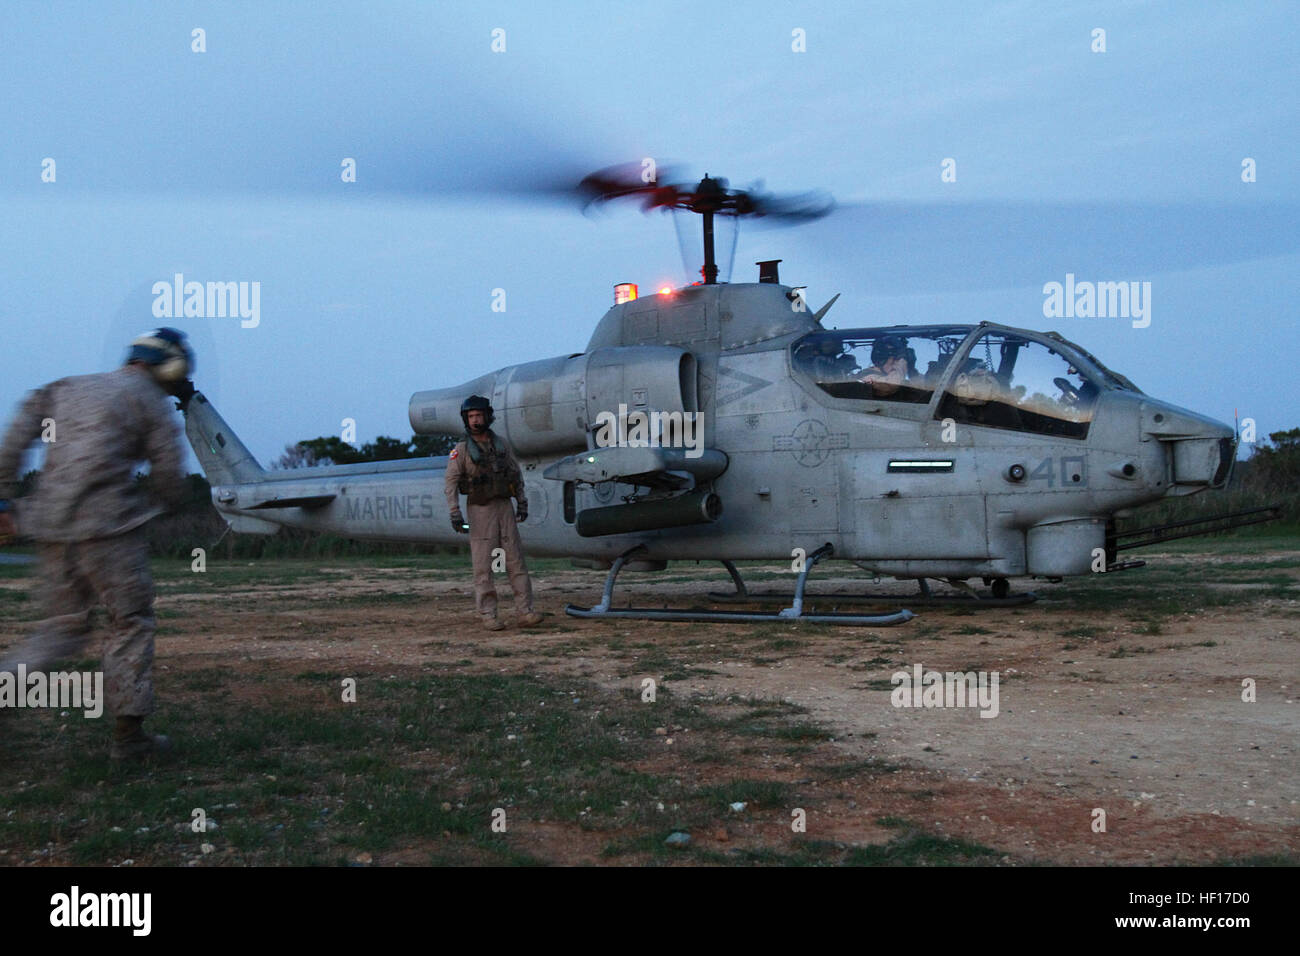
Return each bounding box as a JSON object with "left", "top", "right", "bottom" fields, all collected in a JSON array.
[{"left": 181, "top": 164, "right": 1272, "bottom": 626}]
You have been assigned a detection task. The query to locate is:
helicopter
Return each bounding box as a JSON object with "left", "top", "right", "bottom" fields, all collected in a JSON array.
[{"left": 180, "top": 164, "right": 1276, "bottom": 626}]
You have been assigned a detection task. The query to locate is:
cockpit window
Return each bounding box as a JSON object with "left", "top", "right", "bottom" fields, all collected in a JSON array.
[
  {"left": 1042, "top": 332, "right": 1142, "bottom": 394},
  {"left": 937, "top": 331, "right": 1098, "bottom": 439},
  {"left": 791, "top": 327, "right": 974, "bottom": 405}
]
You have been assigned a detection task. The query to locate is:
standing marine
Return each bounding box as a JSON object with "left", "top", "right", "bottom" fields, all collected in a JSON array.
[
  {"left": 0, "top": 328, "right": 195, "bottom": 760},
  {"left": 443, "top": 395, "right": 543, "bottom": 630}
]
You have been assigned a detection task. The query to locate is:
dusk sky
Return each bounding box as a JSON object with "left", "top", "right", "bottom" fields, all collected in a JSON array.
[{"left": 2, "top": 1, "right": 1296, "bottom": 470}]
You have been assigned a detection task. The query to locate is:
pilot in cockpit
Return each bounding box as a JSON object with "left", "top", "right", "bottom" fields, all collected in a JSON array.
[
  {"left": 797, "top": 337, "right": 858, "bottom": 383},
  {"left": 858, "top": 335, "right": 912, "bottom": 396}
]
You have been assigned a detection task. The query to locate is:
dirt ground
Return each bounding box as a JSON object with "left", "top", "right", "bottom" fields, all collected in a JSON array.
[{"left": 121, "top": 549, "right": 1300, "bottom": 866}]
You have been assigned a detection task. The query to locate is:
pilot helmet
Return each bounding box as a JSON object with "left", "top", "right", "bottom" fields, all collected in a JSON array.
[
  {"left": 871, "top": 334, "right": 907, "bottom": 367},
  {"left": 127, "top": 327, "right": 194, "bottom": 384},
  {"left": 460, "top": 394, "right": 495, "bottom": 429}
]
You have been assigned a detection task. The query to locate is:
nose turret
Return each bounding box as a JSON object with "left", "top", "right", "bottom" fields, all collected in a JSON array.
[{"left": 1140, "top": 400, "right": 1236, "bottom": 493}]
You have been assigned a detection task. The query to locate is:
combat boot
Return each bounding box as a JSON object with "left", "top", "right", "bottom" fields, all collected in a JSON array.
[
  {"left": 518, "top": 611, "right": 544, "bottom": 627},
  {"left": 111, "top": 715, "right": 173, "bottom": 762},
  {"left": 482, "top": 616, "right": 507, "bottom": 631}
]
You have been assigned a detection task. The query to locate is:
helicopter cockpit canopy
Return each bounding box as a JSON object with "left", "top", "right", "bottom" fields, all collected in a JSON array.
[
  {"left": 792, "top": 325, "right": 1128, "bottom": 440},
  {"left": 792, "top": 325, "right": 975, "bottom": 406}
]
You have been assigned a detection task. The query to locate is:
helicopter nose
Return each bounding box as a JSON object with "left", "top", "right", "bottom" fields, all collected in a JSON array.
[{"left": 1140, "top": 402, "right": 1236, "bottom": 491}]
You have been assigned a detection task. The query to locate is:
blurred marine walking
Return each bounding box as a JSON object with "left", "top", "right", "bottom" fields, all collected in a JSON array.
[{"left": 0, "top": 328, "right": 196, "bottom": 760}]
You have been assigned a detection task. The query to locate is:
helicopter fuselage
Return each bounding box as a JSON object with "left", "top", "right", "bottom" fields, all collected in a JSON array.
[{"left": 187, "top": 281, "right": 1233, "bottom": 582}]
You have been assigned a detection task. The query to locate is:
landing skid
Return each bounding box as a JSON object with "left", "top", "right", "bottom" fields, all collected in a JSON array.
[
  {"left": 565, "top": 544, "right": 915, "bottom": 627},
  {"left": 708, "top": 575, "right": 1036, "bottom": 608}
]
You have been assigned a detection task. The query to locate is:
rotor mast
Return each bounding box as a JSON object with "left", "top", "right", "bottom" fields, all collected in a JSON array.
[{"left": 697, "top": 174, "right": 723, "bottom": 285}]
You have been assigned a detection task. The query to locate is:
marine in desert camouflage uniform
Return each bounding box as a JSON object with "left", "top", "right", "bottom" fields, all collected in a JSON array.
[
  {"left": 0, "top": 328, "right": 195, "bottom": 760},
  {"left": 443, "top": 395, "right": 543, "bottom": 630}
]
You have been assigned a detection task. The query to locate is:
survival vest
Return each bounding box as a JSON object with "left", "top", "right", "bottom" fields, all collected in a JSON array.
[{"left": 458, "top": 432, "right": 517, "bottom": 505}]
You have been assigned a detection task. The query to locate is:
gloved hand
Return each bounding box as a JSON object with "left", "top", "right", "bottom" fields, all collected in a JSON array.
[
  {"left": 515, "top": 500, "right": 528, "bottom": 523},
  {"left": 171, "top": 378, "right": 197, "bottom": 411},
  {"left": 450, "top": 511, "right": 468, "bottom": 534}
]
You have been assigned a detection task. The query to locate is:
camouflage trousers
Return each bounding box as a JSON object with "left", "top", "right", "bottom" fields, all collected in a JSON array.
[
  {"left": 0, "top": 527, "right": 155, "bottom": 717},
  {"left": 467, "top": 497, "right": 534, "bottom": 620}
]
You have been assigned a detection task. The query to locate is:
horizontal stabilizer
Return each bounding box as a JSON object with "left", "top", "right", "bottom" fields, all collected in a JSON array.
[{"left": 247, "top": 494, "right": 337, "bottom": 510}]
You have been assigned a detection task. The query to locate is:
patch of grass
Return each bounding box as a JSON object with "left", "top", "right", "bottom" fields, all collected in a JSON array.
[
  {"left": 860, "top": 678, "right": 898, "bottom": 691},
  {"left": 1060, "top": 626, "right": 1103, "bottom": 639},
  {"left": 845, "top": 830, "right": 1003, "bottom": 866},
  {"left": 808, "top": 757, "right": 897, "bottom": 779},
  {"left": 661, "top": 666, "right": 719, "bottom": 682},
  {"left": 1, "top": 670, "right": 729, "bottom": 865},
  {"left": 762, "top": 722, "right": 831, "bottom": 741},
  {"left": 696, "top": 780, "right": 794, "bottom": 808},
  {"left": 1066, "top": 671, "right": 1110, "bottom": 683},
  {"left": 1210, "top": 852, "right": 1300, "bottom": 866},
  {"left": 294, "top": 671, "right": 338, "bottom": 682},
  {"left": 174, "top": 668, "right": 229, "bottom": 692},
  {"left": 763, "top": 638, "right": 802, "bottom": 651},
  {"left": 1107, "top": 645, "right": 1155, "bottom": 658}
]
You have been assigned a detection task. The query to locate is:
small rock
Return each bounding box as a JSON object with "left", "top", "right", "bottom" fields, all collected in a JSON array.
[
  {"left": 201, "top": 843, "right": 215, "bottom": 855},
  {"left": 729, "top": 802, "right": 746, "bottom": 813},
  {"left": 654, "top": 727, "right": 667, "bottom": 735},
  {"left": 664, "top": 832, "right": 691, "bottom": 848},
  {"left": 352, "top": 852, "right": 373, "bottom": 866},
  {"left": 440, "top": 802, "right": 452, "bottom": 812}
]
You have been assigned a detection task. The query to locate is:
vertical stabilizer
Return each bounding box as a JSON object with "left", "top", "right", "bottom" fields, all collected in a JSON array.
[{"left": 183, "top": 392, "right": 265, "bottom": 485}]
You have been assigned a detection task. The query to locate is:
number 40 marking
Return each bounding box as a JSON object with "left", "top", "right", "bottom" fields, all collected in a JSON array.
[{"left": 1027, "top": 456, "right": 1087, "bottom": 488}]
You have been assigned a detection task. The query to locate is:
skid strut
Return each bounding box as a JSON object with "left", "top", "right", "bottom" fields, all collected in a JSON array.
[{"left": 566, "top": 544, "right": 914, "bottom": 626}]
